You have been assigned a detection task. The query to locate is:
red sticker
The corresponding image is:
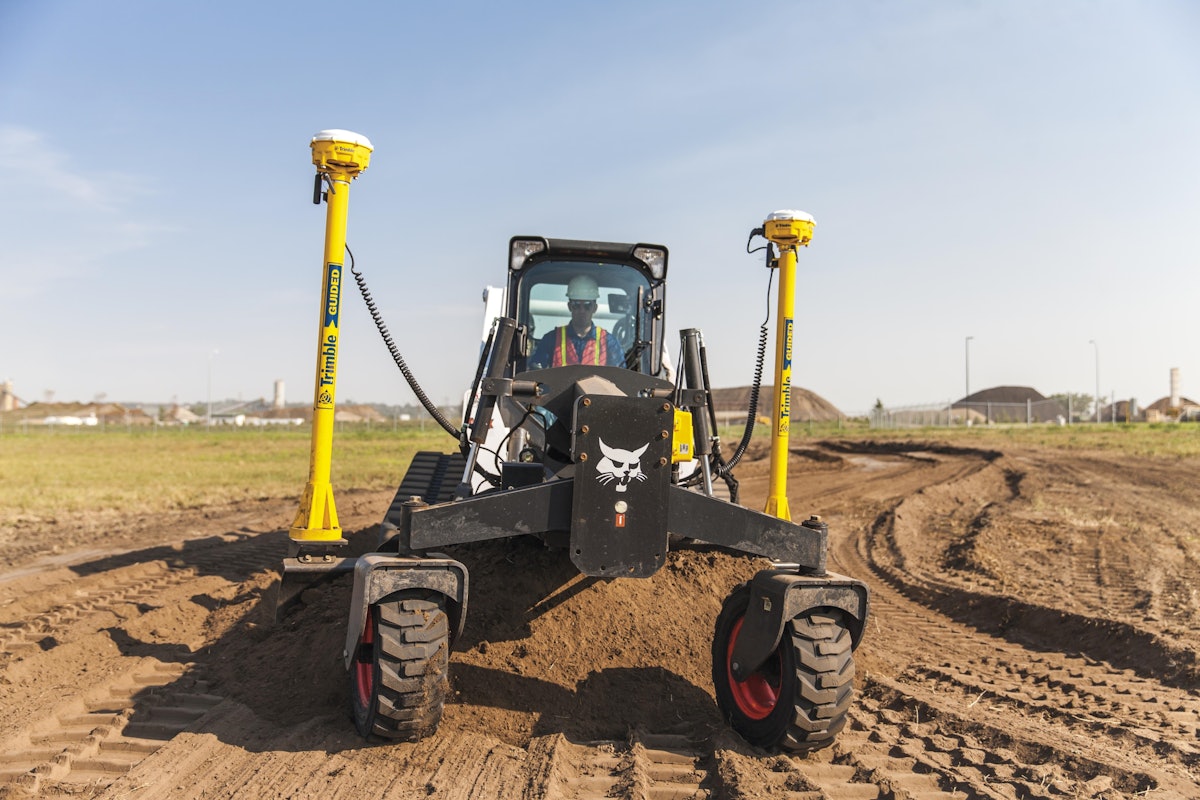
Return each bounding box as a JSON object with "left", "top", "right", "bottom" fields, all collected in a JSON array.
[{"left": 615, "top": 513, "right": 626, "bottom": 528}]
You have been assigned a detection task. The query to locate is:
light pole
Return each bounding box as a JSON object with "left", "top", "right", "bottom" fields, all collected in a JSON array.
[
  {"left": 1089, "top": 340, "right": 1100, "bottom": 423},
  {"left": 207, "top": 348, "right": 219, "bottom": 427},
  {"left": 964, "top": 335, "right": 974, "bottom": 424}
]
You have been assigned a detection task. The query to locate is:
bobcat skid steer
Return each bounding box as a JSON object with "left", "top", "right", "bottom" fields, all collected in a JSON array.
[{"left": 285, "top": 131, "right": 868, "bottom": 754}]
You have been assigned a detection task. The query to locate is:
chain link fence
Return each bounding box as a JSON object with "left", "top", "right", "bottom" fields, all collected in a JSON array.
[{"left": 870, "top": 399, "right": 1071, "bottom": 429}]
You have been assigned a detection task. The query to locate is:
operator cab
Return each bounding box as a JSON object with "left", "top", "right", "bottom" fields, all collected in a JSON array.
[{"left": 507, "top": 237, "right": 668, "bottom": 377}]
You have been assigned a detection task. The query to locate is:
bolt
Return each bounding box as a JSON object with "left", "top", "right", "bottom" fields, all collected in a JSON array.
[
  {"left": 658, "top": 457, "right": 668, "bottom": 466},
  {"left": 658, "top": 430, "right": 669, "bottom": 440},
  {"left": 661, "top": 402, "right": 671, "bottom": 412},
  {"left": 299, "top": 554, "right": 312, "bottom": 563},
  {"left": 579, "top": 452, "right": 588, "bottom": 462},
  {"left": 809, "top": 514, "right": 822, "bottom": 523},
  {"left": 582, "top": 397, "right": 592, "bottom": 407},
  {"left": 581, "top": 424, "right": 590, "bottom": 434},
  {"left": 323, "top": 554, "right": 333, "bottom": 563},
  {"left": 732, "top": 661, "right": 740, "bottom": 673}
]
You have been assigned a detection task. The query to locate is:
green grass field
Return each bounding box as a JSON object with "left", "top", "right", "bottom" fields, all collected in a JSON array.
[
  {"left": 836, "top": 420, "right": 1200, "bottom": 457},
  {"left": 0, "top": 425, "right": 451, "bottom": 522},
  {"left": 2, "top": 421, "right": 1197, "bottom": 523}
]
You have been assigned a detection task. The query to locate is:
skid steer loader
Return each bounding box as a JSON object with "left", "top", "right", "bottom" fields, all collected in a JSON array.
[{"left": 283, "top": 130, "right": 868, "bottom": 754}]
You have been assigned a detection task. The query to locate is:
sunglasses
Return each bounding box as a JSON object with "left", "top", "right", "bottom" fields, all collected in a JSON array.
[{"left": 568, "top": 300, "right": 597, "bottom": 310}]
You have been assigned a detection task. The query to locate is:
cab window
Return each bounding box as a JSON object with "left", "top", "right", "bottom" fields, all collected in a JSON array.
[{"left": 516, "top": 260, "right": 654, "bottom": 372}]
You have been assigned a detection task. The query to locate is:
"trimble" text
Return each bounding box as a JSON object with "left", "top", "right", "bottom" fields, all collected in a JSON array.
[{"left": 319, "top": 334, "right": 337, "bottom": 387}]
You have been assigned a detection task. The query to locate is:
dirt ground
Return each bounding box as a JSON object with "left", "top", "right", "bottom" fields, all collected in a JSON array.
[{"left": 1, "top": 438, "right": 1197, "bottom": 799}]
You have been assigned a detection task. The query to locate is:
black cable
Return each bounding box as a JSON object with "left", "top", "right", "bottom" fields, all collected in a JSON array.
[
  {"left": 494, "top": 404, "right": 546, "bottom": 462},
  {"left": 345, "top": 244, "right": 460, "bottom": 440},
  {"left": 473, "top": 443, "right": 504, "bottom": 484},
  {"left": 717, "top": 236, "right": 774, "bottom": 475}
]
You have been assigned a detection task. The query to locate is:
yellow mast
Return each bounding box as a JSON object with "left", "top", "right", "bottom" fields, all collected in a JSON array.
[
  {"left": 761, "top": 210, "right": 815, "bottom": 521},
  {"left": 289, "top": 130, "right": 374, "bottom": 545}
]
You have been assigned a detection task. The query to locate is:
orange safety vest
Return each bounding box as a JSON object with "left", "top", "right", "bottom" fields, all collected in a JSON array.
[{"left": 552, "top": 326, "right": 607, "bottom": 366}]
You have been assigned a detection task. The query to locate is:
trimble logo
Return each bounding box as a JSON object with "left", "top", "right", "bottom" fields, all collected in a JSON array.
[
  {"left": 319, "top": 334, "right": 337, "bottom": 390},
  {"left": 780, "top": 319, "right": 793, "bottom": 420}
]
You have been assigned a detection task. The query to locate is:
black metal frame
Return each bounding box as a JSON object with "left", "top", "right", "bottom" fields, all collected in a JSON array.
[{"left": 347, "top": 235, "right": 868, "bottom": 715}]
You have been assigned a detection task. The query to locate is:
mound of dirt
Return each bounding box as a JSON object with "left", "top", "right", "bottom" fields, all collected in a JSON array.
[
  {"left": 213, "top": 532, "right": 773, "bottom": 748},
  {"left": 710, "top": 385, "right": 844, "bottom": 422}
]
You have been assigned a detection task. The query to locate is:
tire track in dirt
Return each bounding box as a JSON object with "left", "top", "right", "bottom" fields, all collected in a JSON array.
[
  {"left": 1004, "top": 452, "right": 1200, "bottom": 642},
  {"left": 858, "top": 453, "right": 1199, "bottom": 688},
  {"left": 845, "top": 597, "right": 1184, "bottom": 796},
  {"left": 0, "top": 566, "right": 177, "bottom": 665},
  {"left": 0, "top": 530, "right": 287, "bottom": 797},
  {"left": 5, "top": 447, "right": 1200, "bottom": 798},
  {"left": 0, "top": 660, "right": 220, "bottom": 795},
  {"left": 816, "top": 442, "right": 1200, "bottom": 798},
  {"left": 531, "top": 731, "right": 713, "bottom": 799}
]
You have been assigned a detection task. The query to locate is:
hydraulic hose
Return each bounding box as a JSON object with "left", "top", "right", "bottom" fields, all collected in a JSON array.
[
  {"left": 718, "top": 320, "right": 768, "bottom": 475},
  {"left": 464, "top": 325, "right": 496, "bottom": 431},
  {"left": 718, "top": 236, "right": 774, "bottom": 475}
]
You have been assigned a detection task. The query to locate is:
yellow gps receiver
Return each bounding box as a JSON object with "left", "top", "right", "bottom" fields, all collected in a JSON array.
[{"left": 763, "top": 209, "right": 815, "bottom": 248}]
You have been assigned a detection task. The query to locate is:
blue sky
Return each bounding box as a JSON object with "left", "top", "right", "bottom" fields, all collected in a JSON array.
[{"left": 3, "top": 1, "right": 1198, "bottom": 415}]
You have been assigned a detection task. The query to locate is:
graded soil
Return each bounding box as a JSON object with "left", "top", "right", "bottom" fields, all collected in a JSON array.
[{"left": 0, "top": 439, "right": 1197, "bottom": 798}]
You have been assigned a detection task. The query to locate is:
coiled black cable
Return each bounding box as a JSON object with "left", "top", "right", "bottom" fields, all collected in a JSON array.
[
  {"left": 345, "top": 245, "right": 461, "bottom": 440},
  {"left": 716, "top": 233, "right": 774, "bottom": 475},
  {"left": 718, "top": 313, "right": 768, "bottom": 475}
]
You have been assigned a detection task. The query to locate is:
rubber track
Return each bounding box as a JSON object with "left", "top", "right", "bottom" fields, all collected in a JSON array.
[{"left": 385, "top": 451, "right": 466, "bottom": 526}]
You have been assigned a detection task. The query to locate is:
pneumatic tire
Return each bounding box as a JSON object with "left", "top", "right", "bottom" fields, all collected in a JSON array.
[
  {"left": 348, "top": 590, "right": 450, "bottom": 740},
  {"left": 712, "top": 584, "right": 855, "bottom": 753}
]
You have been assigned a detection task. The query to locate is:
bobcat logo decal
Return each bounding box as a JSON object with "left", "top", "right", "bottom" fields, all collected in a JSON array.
[{"left": 595, "top": 439, "right": 649, "bottom": 493}]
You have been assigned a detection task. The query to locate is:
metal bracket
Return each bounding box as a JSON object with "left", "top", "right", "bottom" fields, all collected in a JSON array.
[
  {"left": 675, "top": 388, "right": 707, "bottom": 409},
  {"left": 342, "top": 554, "right": 469, "bottom": 670},
  {"left": 729, "top": 569, "right": 869, "bottom": 681},
  {"left": 481, "top": 376, "right": 514, "bottom": 396}
]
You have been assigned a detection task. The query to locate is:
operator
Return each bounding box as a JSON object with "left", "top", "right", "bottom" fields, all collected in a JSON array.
[{"left": 529, "top": 275, "right": 625, "bottom": 368}]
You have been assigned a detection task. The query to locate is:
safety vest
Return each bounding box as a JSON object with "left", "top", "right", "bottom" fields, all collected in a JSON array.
[{"left": 552, "top": 326, "right": 607, "bottom": 366}]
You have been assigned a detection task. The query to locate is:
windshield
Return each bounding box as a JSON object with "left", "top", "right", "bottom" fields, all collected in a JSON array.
[{"left": 515, "top": 259, "right": 656, "bottom": 373}]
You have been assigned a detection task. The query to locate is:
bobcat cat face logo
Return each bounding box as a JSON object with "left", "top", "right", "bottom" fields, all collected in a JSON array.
[{"left": 595, "top": 439, "right": 649, "bottom": 493}]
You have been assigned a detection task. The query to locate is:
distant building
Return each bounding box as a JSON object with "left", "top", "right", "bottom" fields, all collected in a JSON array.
[
  {"left": 163, "top": 404, "right": 202, "bottom": 425},
  {"left": 207, "top": 397, "right": 389, "bottom": 426},
  {"left": 1143, "top": 368, "right": 1200, "bottom": 422},
  {"left": 1144, "top": 395, "right": 1200, "bottom": 423},
  {"left": 1099, "top": 399, "right": 1144, "bottom": 423},
  {"left": 2, "top": 401, "right": 155, "bottom": 426},
  {"left": 0, "top": 381, "right": 21, "bottom": 412}
]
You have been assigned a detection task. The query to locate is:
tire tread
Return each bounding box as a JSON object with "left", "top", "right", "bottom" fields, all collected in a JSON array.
[
  {"left": 712, "top": 585, "right": 856, "bottom": 754},
  {"left": 350, "top": 591, "right": 449, "bottom": 741}
]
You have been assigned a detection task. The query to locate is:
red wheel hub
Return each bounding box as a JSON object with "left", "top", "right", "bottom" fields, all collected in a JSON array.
[
  {"left": 354, "top": 612, "right": 375, "bottom": 702},
  {"left": 726, "top": 616, "right": 781, "bottom": 720}
]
